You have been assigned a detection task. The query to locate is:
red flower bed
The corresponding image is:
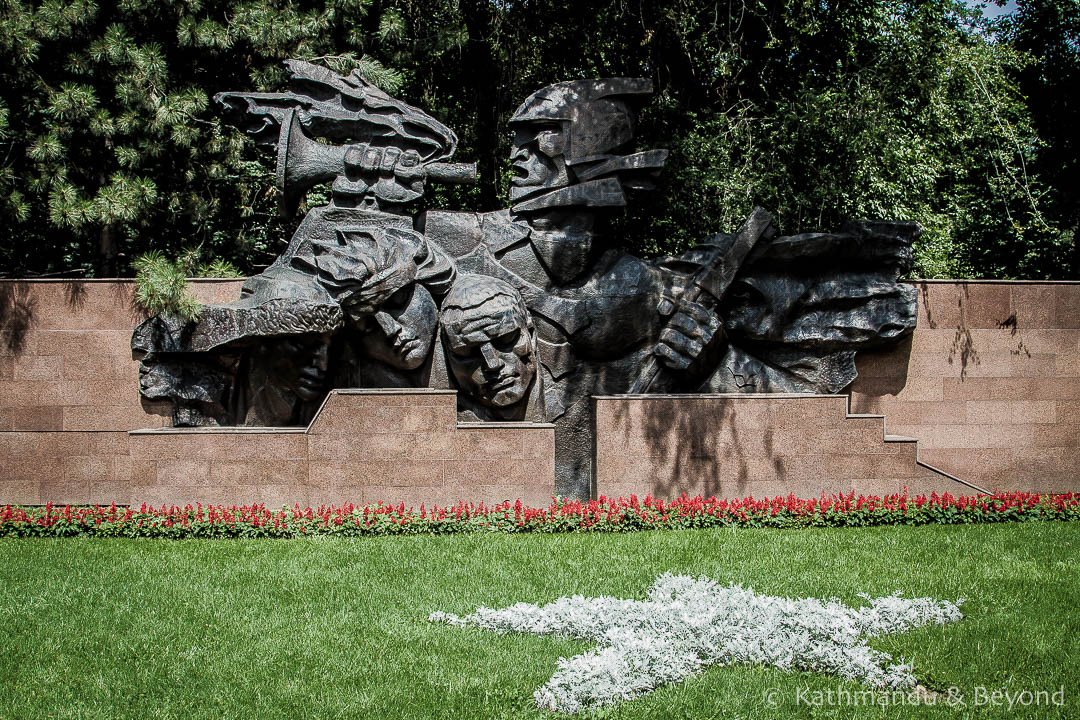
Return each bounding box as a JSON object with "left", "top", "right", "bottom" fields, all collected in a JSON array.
[{"left": 1, "top": 491, "right": 1076, "bottom": 538}]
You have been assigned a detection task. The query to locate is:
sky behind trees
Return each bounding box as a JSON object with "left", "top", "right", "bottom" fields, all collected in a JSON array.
[{"left": 977, "top": 1, "right": 1018, "bottom": 18}]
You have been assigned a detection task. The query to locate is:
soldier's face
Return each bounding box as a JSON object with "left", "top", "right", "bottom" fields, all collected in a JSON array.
[
  {"left": 510, "top": 124, "right": 568, "bottom": 196},
  {"left": 361, "top": 283, "right": 438, "bottom": 370},
  {"left": 443, "top": 297, "right": 535, "bottom": 408},
  {"left": 262, "top": 331, "right": 333, "bottom": 402}
]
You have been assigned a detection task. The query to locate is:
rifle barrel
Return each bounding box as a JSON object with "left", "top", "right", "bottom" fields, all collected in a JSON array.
[{"left": 425, "top": 162, "right": 477, "bottom": 184}]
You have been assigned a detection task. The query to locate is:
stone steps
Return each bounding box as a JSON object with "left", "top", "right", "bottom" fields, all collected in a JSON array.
[{"left": 846, "top": 407, "right": 989, "bottom": 494}]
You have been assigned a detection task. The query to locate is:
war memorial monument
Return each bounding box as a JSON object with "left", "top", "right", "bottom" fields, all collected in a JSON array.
[{"left": 131, "top": 60, "right": 922, "bottom": 500}]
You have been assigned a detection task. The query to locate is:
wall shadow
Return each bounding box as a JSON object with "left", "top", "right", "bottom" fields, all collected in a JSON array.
[
  {"left": 852, "top": 334, "right": 914, "bottom": 399},
  {"left": 119, "top": 280, "right": 153, "bottom": 329},
  {"left": 947, "top": 285, "right": 978, "bottom": 379},
  {"left": 0, "top": 283, "right": 36, "bottom": 354},
  {"left": 64, "top": 282, "right": 87, "bottom": 312},
  {"left": 601, "top": 394, "right": 752, "bottom": 499}
]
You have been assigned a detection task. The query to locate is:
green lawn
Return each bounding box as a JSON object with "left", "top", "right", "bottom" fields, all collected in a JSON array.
[{"left": 2, "top": 523, "right": 1077, "bottom": 719}]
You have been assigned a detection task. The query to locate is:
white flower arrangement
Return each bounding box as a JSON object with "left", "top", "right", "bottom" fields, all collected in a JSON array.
[{"left": 430, "top": 573, "right": 963, "bottom": 713}]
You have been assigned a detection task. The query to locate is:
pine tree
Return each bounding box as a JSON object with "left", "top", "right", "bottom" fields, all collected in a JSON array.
[{"left": 0, "top": 0, "right": 381, "bottom": 277}]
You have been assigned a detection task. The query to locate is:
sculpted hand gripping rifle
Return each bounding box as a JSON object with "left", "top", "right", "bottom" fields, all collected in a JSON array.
[{"left": 630, "top": 207, "right": 777, "bottom": 393}]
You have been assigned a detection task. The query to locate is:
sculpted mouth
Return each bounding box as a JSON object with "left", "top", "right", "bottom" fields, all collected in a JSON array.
[
  {"left": 396, "top": 338, "right": 420, "bottom": 355},
  {"left": 295, "top": 369, "right": 325, "bottom": 400},
  {"left": 510, "top": 163, "right": 531, "bottom": 184},
  {"left": 298, "top": 370, "right": 325, "bottom": 389},
  {"left": 490, "top": 375, "right": 517, "bottom": 391}
]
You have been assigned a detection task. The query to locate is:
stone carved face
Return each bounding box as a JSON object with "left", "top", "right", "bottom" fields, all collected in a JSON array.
[
  {"left": 311, "top": 226, "right": 454, "bottom": 372},
  {"left": 527, "top": 210, "right": 595, "bottom": 285},
  {"left": 254, "top": 331, "right": 333, "bottom": 402},
  {"left": 353, "top": 282, "right": 438, "bottom": 371},
  {"left": 509, "top": 124, "right": 570, "bottom": 202},
  {"left": 441, "top": 277, "right": 536, "bottom": 408}
]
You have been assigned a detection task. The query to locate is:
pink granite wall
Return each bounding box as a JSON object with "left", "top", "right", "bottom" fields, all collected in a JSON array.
[
  {"left": 2, "top": 279, "right": 1078, "bottom": 504},
  {"left": 594, "top": 394, "right": 965, "bottom": 500},
  {"left": 850, "top": 281, "right": 1080, "bottom": 493},
  {"left": 0, "top": 279, "right": 243, "bottom": 432},
  {"left": 2, "top": 389, "right": 554, "bottom": 507},
  {"left": 126, "top": 390, "right": 554, "bottom": 507},
  {"left": 0, "top": 281, "right": 554, "bottom": 507}
]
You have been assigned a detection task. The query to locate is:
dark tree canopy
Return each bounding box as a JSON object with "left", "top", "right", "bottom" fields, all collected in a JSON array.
[
  {"left": 0, "top": 0, "right": 1075, "bottom": 279},
  {"left": 995, "top": 0, "right": 1080, "bottom": 277}
]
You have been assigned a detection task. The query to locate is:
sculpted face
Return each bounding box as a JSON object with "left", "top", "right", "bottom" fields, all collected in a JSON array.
[
  {"left": 352, "top": 282, "right": 438, "bottom": 370},
  {"left": 442, "top": 292, "right": 536, "bottom": 408},
  {"left": 509, "top": 124, "right": 569, "bottom": 201},
  {"left": 259, "top": 331, "right": 333, "bottom": 402}
]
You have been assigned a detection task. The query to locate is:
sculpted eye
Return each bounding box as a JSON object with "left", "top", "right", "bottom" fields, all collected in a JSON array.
[
  {"left": 279, "top": 338, "right": 303, "bottom": 354},
  {"left": 728, "top": 280, "right": 760, "bottom": 303},
  {"left": 385, "top": 284, "right": 413, "bottom": 311},
  {"left": 493, "top": 329, "right": 520, "bottom": 352}
]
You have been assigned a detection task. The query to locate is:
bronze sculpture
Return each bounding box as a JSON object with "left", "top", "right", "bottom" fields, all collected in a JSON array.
[
  {"left": 440, "top": 274, "right": 545, "bottom": 423},
  {"left": 132, "top": 62, "right": 918, "bottom": 498}
]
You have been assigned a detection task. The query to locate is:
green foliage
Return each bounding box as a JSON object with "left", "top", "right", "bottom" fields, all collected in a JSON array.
[
  {"left": 196, "top": 256, "right": 244, "bottom": 279},
  {"left": 133, "top": 246, "right": 242, "bottom": 320},
  {"left": 0, "top": 0, "right": 366, "bottom": 277},
  {"left": 609, "top": 0, "right": 1071, "bottom": 278},
  {"left": 132, "top": 249, "right": 201, "bottom": 320},
  {"left": 309, "top": 52, "right": 404, "bottom": 94},
  {"left": 353, "top": 54, "right": 405, "bottom": 94},
  {"left": 0, "top": 0, "right": 1075, "bottom": 279},
  {"left": 364, "top": 0, "right": 1077, "bottom": 278},
  {"left": 993, "top": 0, "right": 1080, "bottom": 277}
]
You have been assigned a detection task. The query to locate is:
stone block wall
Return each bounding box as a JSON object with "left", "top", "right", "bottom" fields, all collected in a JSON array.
[
  {"left": 2, "top": 279, "right": 1078, "bottom": 504},
  {"left": 850, "top": 281, "right": 1080, "bottom": 493},
  {"left": 4, "top": 390, "right": 555, "bottom": 507},
  {"left": 0, "top": 281, "right": 554, "bottom": 507},
  {"left": 594, "top": 394, "right": 964, "bottom": 500},
  {"left": 305, "top": 391, "right": 552, "bottom": 506},
  {"left": 0, "top": 280, "right": 243, "bottom": 432},
  {"left": 127, "top": 390, "right": 554, "bottom": 507}
]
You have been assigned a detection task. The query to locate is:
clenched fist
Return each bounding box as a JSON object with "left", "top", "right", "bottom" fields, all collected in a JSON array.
[
  {"left": 654, "top": 299, "right": 722, "bottom": 370},
  {"left": 341, "top": 143, "right": 425, "bottom": 204}
]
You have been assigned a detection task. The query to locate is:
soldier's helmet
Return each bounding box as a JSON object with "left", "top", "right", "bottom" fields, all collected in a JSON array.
[
  {"left": 508, "top": 79, "right": 667, "bottom": 212},
  {"left": 509, "top": 78, "right": 653, "bottom": 165}
]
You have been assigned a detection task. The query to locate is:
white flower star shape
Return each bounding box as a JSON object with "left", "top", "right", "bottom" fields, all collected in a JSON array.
[{"left": 430, "top": 573, "right": 963, "bottom": 713}]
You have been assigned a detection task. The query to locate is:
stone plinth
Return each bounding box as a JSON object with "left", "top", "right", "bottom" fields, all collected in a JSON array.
[
  {"left": 2, "top": 389, "right": 554, "bottom": 507},
  {"left": 3, "top": 279, "right": 1080, "bottom": 504},
  {"left": 128, "top": 390, "right": 554, "bottom": 507},
  {"left": 594, "top": 394, "right": 968, "bottom": 500}
]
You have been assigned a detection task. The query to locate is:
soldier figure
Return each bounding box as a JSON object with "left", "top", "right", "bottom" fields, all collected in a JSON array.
[
  {"left": 423, "top": 79, "right": 725, "bottom": 496},
  {"left": 440, "top": 274, "right": 546, "bottom": 423}
]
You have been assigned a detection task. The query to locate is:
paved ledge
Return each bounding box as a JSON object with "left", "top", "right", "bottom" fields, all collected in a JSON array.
[
  {"left": 458, "top": 422, "right": 556, "bottom": 429},
  {"left": 906, "top": 279, "right": 1080, "bottom": 285},
  {"left": 593, "top": 392, "right": 839, "bottom": 400},
  {"left": 130, "top": 426, "right": 307, "bottom": 435},
  {"left": 328, "top": 388, "right": 456, "bottom": 395}
]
